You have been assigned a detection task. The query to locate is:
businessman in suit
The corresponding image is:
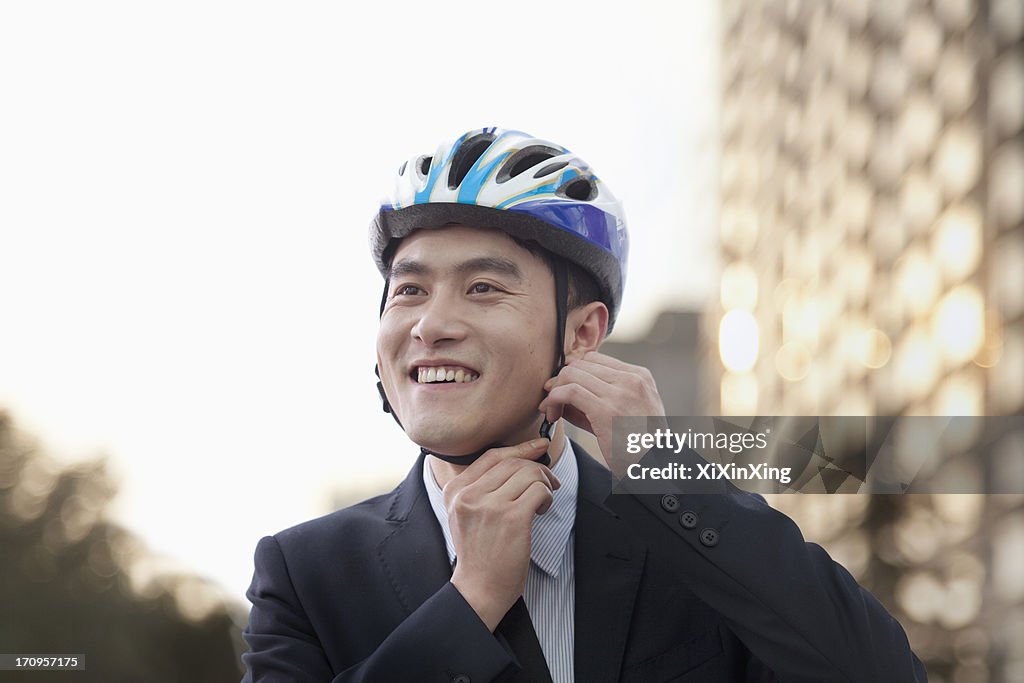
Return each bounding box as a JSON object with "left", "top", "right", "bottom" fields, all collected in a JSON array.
[{"left": 242, "top": 128, "right": 927, "bottom": 682}]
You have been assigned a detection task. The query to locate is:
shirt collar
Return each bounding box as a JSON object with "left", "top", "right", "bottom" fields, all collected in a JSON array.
[{"left": 422, "top": 437, "right": 578, "bottom": 578}]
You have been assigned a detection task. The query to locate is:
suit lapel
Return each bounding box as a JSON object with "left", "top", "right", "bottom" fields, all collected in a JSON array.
[
  {"left": 573, "top": 445, "right": 647, "bottom": 682},
  {"left": 377, "top": 453, "right": 455, "bottom": 615},
  {"left": 375, "top": 446, "right": 648, "bottom": 682}
]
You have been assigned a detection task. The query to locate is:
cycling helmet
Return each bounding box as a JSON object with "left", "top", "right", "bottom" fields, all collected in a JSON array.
[
  {"left": 370, "top": 126, "right": 629, "bottom": 328},
  {"left": 369, "top": 127, "right": 630, "bottom": 465}
]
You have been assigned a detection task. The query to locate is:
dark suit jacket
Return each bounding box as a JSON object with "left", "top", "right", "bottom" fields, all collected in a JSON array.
[{"left": 242, "top": 445, "right": 927, "bottom": 682}]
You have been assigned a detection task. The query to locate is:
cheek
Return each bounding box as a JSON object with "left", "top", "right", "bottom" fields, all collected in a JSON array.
[
  {"left": 376, "top": 319, "right": 406, "bottom": 373},
  {"left": 521, "top": 337, "right": 554, "bottom": 381}
]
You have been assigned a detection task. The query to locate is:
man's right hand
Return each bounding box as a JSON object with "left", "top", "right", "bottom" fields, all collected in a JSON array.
[{"left": 444, "top": 438, "right": 560, "bottom": 632}]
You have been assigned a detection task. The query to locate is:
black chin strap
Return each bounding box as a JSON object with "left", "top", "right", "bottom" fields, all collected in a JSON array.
[
  {"left": 539, "top": 258, "right": 569, "bottom": 439},
  {"left": 375, "top": 261, "right": 569, "bottom": 468}
]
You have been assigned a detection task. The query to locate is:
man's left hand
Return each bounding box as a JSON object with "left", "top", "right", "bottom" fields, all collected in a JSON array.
[{"left": 538, "top": 351, "right": 666, "bottom": 476}]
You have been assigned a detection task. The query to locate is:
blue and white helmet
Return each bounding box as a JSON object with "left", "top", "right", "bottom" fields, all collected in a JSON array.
[{"left": 369, "top": 127, "right": 630, "bottom": 328}]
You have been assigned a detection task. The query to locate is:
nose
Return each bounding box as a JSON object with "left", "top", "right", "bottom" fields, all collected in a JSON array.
[{"left": 411, "top": 291, "right": 469, "bottom": 347}]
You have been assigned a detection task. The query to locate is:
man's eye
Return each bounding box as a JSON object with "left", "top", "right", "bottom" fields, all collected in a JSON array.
[
  {"left": 469, "top": 282, "right": 500, "bottom": 294},
  {"left": 394, "top": 285, "right": 423, "bottom": 296}
]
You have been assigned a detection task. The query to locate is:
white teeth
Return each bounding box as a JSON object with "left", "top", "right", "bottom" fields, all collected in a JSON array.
[{"left": 415, "top": 366, "right": 479, "bottom": 384}]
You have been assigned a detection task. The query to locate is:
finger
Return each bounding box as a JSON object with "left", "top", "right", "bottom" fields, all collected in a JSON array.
[
  {"left": 458, "top": 438, "right": 550, "bottom": 482},
  {"left": 514, "top": 478, "right": 556, "bottom": 516},
  {"left": 444, "top": 439, "right": 553, "bottom": 500},
  {"left": 561, "top": 358, "right": 632, "bottom": 385},
  {"left": 493, "top": 464, "right": 555, "bottom": 505},
  {"left": 465, "top": 456, "right": 560, "bottom": 495},
  {"left": 539, "top": 396, "right": 564, "bottom": 423},
  {"left": 539, "top": 382, "right": 603, "bottom": 429},
  {"left": 567, "top": 355, "right": 660, "bottom": 409},
  {"left": 578, "top": 351, "right": 653, "bottom": 376},
  {"left": 544, "top": 359, "right": 620, "bottom": 391},
  {"left": 548, "top": 364, "right": 618, "bottom": 396}
]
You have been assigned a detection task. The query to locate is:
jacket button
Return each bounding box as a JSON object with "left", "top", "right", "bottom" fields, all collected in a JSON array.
[
  {"left": 660, "top": 494, "right": 680, "bottom": 513},
  {"left": 699, "top": 528, "right": 720, "bottom": 547},
  {"left": 452, "top": 675, "right": 471, "bottom": 683},
  {"left": 679, "top": 510, "right": 698, "bottom": 529}
]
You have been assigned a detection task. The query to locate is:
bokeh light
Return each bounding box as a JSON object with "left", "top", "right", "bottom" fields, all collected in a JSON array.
[
  {"left": 719, "top": 309, "right": 760, "bottom": 372},
  {"left": 933, "top": 202, "right": 982, "bottom": 282},
  {"left": 720, "top": 261, "right": 759, "bottom": 311},
  {"left": 720, "top": 370, "right": 758, "bottom": 415},
  {"left": 932, "top": 284, "right": 986, "bottom": 365}
]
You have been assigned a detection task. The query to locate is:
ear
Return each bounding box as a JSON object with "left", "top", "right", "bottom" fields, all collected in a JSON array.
[{"left": 564, "top": 301, "right": 608, "bottom": 362}]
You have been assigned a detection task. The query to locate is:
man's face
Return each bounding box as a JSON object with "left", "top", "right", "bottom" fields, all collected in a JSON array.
[{"left": 376, "top": 224, "right": 558, "bottom": 455}]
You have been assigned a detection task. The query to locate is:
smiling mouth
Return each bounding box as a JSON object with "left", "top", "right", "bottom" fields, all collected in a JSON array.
[{"left": 414, "top": 366, "right": 480, "bottom": 384}]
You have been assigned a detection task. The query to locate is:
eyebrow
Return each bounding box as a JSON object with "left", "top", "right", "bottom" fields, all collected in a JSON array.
[{"left": 389, "top": 256, "right": 524, "bottom": 283}]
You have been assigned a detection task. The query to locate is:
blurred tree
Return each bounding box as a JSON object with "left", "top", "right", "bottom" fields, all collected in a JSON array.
[{"left": 0, "top": 411, "right": 244, "bottom": 682}]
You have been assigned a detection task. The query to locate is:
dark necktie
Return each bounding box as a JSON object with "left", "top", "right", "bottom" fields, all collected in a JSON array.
[{"left": 494, "top": 596, "right": 554, "bottom": 683}]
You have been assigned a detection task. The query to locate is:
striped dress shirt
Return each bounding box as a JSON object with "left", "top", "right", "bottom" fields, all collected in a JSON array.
[{"left": 423, "top": 438, "right": 578, "bottom": 683}]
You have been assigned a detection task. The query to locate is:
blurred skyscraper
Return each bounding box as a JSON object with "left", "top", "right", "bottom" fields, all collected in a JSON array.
[
  {"left": 604, "top": 311, "right": 704, "bottom": 415},
  {"left": 714, "top": 0, "right": 1022, "bottom": 418},
  {"left": 713, "top": 1, "right": 1024, "bottom": 681}
]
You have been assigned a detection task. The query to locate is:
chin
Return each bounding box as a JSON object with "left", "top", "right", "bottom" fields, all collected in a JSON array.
[
  {"left": 406, "top": 423, "right": 491, "bottom": 456},
  {"left": 406, "top": 417, "right": 540, "bottom": 457}
]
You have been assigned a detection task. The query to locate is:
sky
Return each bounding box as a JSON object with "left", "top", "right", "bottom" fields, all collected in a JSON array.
[{"left": 0, "top": 1, "right": 720, "bottom": 605}]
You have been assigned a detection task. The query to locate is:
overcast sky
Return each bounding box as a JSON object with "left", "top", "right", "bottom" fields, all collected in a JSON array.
[{"left": 0, "top": 1, "right": 720, "bottom": 604}]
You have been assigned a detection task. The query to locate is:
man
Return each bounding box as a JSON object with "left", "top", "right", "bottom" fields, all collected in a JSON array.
[{"left": 242, "top": 127, "right": 927, "bottom": 682}]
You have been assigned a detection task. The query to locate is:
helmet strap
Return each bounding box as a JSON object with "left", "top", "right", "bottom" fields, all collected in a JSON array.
[{"left": 538, "top": 258, "right": 568, "bottom": 440}]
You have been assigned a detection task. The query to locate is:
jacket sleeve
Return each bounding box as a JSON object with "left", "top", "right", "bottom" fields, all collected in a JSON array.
[
  {"left": 608, "top": 447, "right": 928, "bottom": 683},
  {"left": 242, "top": 535, "right": 517, "bottom": 683}
]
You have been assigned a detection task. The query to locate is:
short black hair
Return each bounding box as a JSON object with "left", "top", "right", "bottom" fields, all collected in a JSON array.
[{"left": 507, "top": 234, "right": 601, "bottom": 312}]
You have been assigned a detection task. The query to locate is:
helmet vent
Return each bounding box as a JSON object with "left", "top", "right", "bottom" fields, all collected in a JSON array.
[
  {"left": 497, "top": 145, "right": 563, "bottom": 183},
  {"left": 533, "top": 160, "right": 569, "bottom": 178},
  {"left": 558, "top": 176, "right": 598, "bottom": 201},
  {"left": 398, "top": 161, "right": 408, "bottom": 176},
  {"left": 417, "top": 156, "right": 433, "bottom": 179},
  {"left": 448, "top": 133, "right": 496, "bottom": 189}
]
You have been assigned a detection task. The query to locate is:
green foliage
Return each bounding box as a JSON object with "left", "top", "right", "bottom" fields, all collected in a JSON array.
[{"left": 0, "top": 412, "right": 244, "bottom": 682}]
